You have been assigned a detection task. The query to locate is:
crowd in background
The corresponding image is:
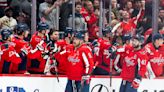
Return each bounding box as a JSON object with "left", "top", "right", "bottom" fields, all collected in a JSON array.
[{"left": 0, "top": 0, "right": 163, "bottom": 78}]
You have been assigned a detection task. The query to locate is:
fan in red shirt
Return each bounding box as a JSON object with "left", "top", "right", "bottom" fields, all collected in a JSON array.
[
  {"left": 112, "top": 0, "right": 145, "bottom": 36},
  {"left": 81, "top": 1, "right": 99, "bottom": 41}
]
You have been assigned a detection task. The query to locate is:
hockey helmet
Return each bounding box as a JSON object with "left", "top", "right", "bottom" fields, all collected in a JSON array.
[
  {"left": 64, "top": 27, "right": 74, "bottom": 37},
  {"left": 16, "top": 23, "right": 29, "bottom": 35},
  {"left": 74, "top": 31, "right": 85, "bottom": 40},
  {"left": 102, "top": 27, "right": 112, "bottom": 35},
  {"left": 1, "top": 29, "right": 12, "bottom": 41},
  {"left": 152, "top": 33, "right": 163, "bottom": 42},
  {"left": 133, "top": 34, "right": 145, "bottom": 44},
  {"left": 122, "top": 34, "right": 132, "bottom": 42},
  {"left": 37, "top": 22, "right": 49, "bottom": 31}
]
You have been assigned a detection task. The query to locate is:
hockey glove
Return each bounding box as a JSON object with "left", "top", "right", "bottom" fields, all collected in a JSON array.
[
  {"left": 37, "top": 44, "right": 44, "bottom": 51},
  {"left": 42, "top": 51, "right": 49, "bottom": 60},
  {"left": 131, "top": 78, "right": 141, "bottom": 89},
  {"left": 115, "top": 67, "right": 122, "bottom": 73},
  {"left": 36, "top": 41, "right": 44, "bottom": 51},
  {"left": 0, "top": 51, "right": 3, "bottom": 55},
  {"left": 21, "top": 47, "right": 29, "bottom": 55},
  {"left": 92, "top": 40, "right": 99, "bottom": 47},
  {"left": 82, "top": 75, "right": 91, "bottom": 84},
  {"left": 51, "top": 43, "right": 59, "bottom": 53}
]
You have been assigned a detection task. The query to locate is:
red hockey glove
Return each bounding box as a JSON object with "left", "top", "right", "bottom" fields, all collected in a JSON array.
[{"left": 131, "top": 79, "right": 141, "bottom": 89}]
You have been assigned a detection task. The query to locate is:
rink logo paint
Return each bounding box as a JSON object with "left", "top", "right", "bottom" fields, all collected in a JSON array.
[
  {"left": 7, "top": 86, "right": 25, "bottom": 92},
  {"left": 6, "top": 86, "right": 39, "bottom": 92}
]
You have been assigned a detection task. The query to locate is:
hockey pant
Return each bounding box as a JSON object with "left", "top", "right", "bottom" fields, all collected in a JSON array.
[
  {"left": 119, "top": 80, "right": 137, "bottom": 92},
  {"left": 65, "top": 79, "right": 90, "bottom": 92}
]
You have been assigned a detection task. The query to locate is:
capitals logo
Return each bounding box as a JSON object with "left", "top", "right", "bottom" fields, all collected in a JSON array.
[
  {"left": 68, "top": 54, "right": 80, "bottom": 65},
  {"left": 7, "top": 86, "right": 25, "bottom": 92}
]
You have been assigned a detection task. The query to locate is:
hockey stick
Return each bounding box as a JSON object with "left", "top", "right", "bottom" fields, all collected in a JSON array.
[
  {"left": 52, "top": 58, "right": 60, "bottom": 82},
  {"left": 109, "top": 58, "right": 113, "bottom": 92},
  {"left": 44, "top": 42, "right": 60, "bottom": 82},
  {"left": 108, "top": 44, "right": 118, "bottom": 92}
]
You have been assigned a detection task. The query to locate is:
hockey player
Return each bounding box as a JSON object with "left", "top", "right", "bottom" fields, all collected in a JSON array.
[
  {"left": 11, "top": 23, "right": 30, "bottom": 74},
  {"left": 144, "top": 33, "right": 164, "bottom": 78},
  {"left": 65, "top": 32, "right": 94, "bottom": 92},
  {"left": 27, "top": 22, "right": 49, "bottom": 74},
  {"left": 93, "top": 28, "right": 114, "bottom": 75},
  {"left": 46, "top": 29, "right": 68, "bottom": 75},
  {"left": 113, "top": 34, "right": 133, "bottom": 75},
  {"left": 118, "top": 34, "right": 148, "bottom": 92},
  {"left": 0, "top": 29, "right": 21, "bottom": 73}
]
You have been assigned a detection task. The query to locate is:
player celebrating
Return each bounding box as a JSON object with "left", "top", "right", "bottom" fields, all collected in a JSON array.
[
  {"left": 11, "top": 23, "right": 30, "bottom": 74},
  {"left": 117, "top": 34, "right": 148, "bottom": 92},
  {"left": 64, "top": 32, "right": 94, "bottom": 92},
  {"left": 27, "top": 22, "right": 49, "bottom": 74},
  {"left": 93, "top": 28, "right": 114, "bottom": 75},
  {"left": 144, "top": 33, "right": 164, "bottom": 78},
  {"left": 0, "top": 29, "right": 21, "bottom": 73}
]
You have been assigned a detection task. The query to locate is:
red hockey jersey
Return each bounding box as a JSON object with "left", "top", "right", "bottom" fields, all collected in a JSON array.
[
  {"left": 144, "top": 43, "right": 164, "bottom": 77},
  {"left": 120, "top": 45, "right": 148, "bottom": 82},
  {"left": 52, "top": 40, "right": 70, "bottom": 74},
  {"left": 11, "top": 36, "right": 30, "bottom": 73},
  {"left": 66, "top": 44, "right": 94, "bottom": 80},
  {"left": 11, "top": 36, "right": 30, "bottom": 54},
  {"left": 96, "top": 39, "right": 113, "bottom": 72},
  {"left": 27, "top": 33, "right": 47, "bottom": 73},
  {"left": 0, "top": 42, "right": 21, "bottom": 73}
]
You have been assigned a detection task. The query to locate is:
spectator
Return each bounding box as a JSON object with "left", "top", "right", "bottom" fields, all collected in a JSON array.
[
  {"left": 59, "top": 0, "right": 81, "bottom": 31},
  {"left": 81, "top": 1, "right": 99, "bottom": 41},
  {"left": 0, "top": 0, "right": 8, "bottom": 17},
  {"left": 0, "top": 7, "right": 17, "bottom": 30},
  {"left": 111, "top": 0, "right": 121, "bottom": 20},
  {"left": 132, "top": 0, "right": 142, "bottom": 17},
  {"left": 110, "top": 11, "right": 119, "bottom": 28},
  {"left": 10, "top": 0, "right": 31, "bottom": 17},
  {"left": 123, "top": 1, "right": 134, "bottom": 16},
  {"left": 68, "top": 2, "right": 87, "bottom": 31},
  {"left": 39, "top": 0, "right": 62, "bottom": 29},
  {"left": 159, "top": 8, "right": 164, "bottom": 23},
  {"left": 93, "top": 0, "right": 99, "bottom": 9},
  {"left": 112, "top": 0, "right": 145, "bottom": 36}
]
